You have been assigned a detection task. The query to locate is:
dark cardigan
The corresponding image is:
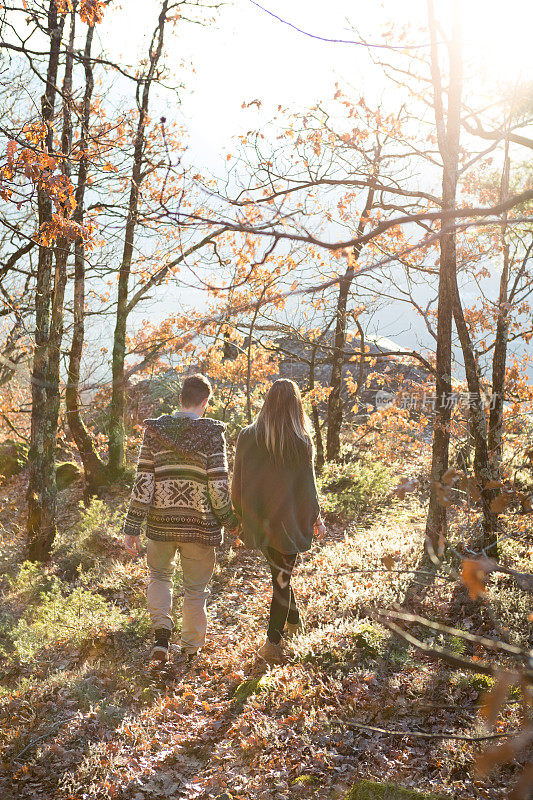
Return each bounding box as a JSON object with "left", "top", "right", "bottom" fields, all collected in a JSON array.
[{"left": 231, "top": 425, "right": 320, "bottom": 554}]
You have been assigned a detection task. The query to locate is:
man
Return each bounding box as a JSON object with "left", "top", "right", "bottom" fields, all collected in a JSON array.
[{"left": 123, "top": 373, "right": 238, "bottom": 664}]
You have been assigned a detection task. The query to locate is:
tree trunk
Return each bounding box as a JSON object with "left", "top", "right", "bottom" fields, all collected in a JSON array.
[
  {"left": 424, "top": 0, "right": 459, "bottom": 555},
  {"left": 107, "top": 0, "right": 168, "bottom": 475},
  {"left": 27, "top": 1, "right": 65, "bottom": 561},
  {"left": 308, "top": 341, "right": 324, "bottom": 472},
  {"left": 428, "top": 0, "right": 498, "bottom": 556},
  {"left": 488, "top": 138, "right": 511, "bottom": 477},
  {"left": 245, "top": 289, "right": 265, "bottom": 424},
  {"left": 326, "top": 271, "right": 351, "bottom": 463},
  {"left": 449, "top": 277, "right": 499, "bottom": 555},
  {"left": 326, "top": 182, "right": 376, "bottom": 462},
  {"left": 64, "top": 24, "right": 108, "bottom": 495}
]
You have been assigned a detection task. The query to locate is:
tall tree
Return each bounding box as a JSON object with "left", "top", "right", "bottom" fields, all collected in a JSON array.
[
  {"left": 107, "top": 0, "right": 169, "bottom": 476},
  {"left": 26, "top": 1, "right": 66, "bottom": 561},
  {"left": 326, "top": 176, "right": 378, "bottom": 462},
  {"left": 423, "top": 0, "right": 460, "bottom": 553},
  {"left": 64, "top": 23, "right": 108, "bottom": 495}
]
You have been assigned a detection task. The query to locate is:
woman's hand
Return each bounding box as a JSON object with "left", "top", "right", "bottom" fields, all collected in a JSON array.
[{"left": 314, "top": 517, "right": 326, "bottom": 539}]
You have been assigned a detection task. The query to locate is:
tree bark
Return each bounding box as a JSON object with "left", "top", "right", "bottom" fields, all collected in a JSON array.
[
  {"left": 27, "top": 1, "right": 65, "bottom": 561},
  {"left": 308, "top": 340, "right": 325, "bottom": 472},
  {"left": 107, "top": 0, "right": 169, "bottom": 475},
  {"left": 326, "top": 181, "right": 376, "bottom": 462},
  {"left": 65, "top": 24, "right": 108, "bottom": 495},
  {"left": 449, "top": 273, "right": 499, "bottom": 554},
  {"left": 424, "top": 0, "right": 459, "bottom": 554},
  {"left": 487, "top": 138, "right": 511, "bottom": 477},
  {"left": 428, "top": 0, "right": 498, "bottom": 555}
]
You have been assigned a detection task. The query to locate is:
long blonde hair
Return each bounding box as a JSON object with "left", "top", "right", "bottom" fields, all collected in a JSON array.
[{"left": 254, "top": 379, "right": 314, "bottom": 462}]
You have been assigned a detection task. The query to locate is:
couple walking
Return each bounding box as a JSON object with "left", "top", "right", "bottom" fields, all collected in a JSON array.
[{"left": 123, "top": 374, "right": 326, "bottom": 666}]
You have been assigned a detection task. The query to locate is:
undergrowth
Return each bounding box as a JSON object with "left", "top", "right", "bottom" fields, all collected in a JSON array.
[{"left": 318, "top": 457, "right": 395, "bottom": 518}]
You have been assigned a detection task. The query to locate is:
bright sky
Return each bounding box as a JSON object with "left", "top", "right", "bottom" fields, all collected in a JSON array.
[
  {"left": 101, "top": 0, "right": 532, "bottom": 168},
  {"left": 95, "top": 0, "right": 532, "bottom": 369}
]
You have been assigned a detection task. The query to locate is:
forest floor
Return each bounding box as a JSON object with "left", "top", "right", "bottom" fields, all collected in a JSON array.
[{"left": 0, "top": 461, "right": 530, "bottom": 800}]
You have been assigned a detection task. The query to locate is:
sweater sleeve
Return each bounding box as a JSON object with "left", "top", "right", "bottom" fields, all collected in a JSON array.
[
  {"left": 123, "top": 429, "right": 155, "bottom": 537},
  {"left": 231, "top": 431, "right": 243, "bottom": 519},
  {"left": 311, "top": 459, "right": 321, "bottom": 521},
  {"left": 207, "top": 427, "right": 239, "bottom": 530},
  {"left": 304, "top": 444, "right": 321, "bottom": 523}
]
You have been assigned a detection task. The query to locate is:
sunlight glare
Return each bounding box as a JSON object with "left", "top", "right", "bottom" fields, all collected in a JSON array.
[{"left": 461, "top": 0, "right": 532, "bottom": 84}]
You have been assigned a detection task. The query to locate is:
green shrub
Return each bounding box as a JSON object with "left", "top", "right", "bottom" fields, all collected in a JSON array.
[
  {"left": 318, "top": 458, "right": 394, "bottom": 518},
  {"left": 452, "top": 672, "right": 494, "bottom": 694},
  {"left": 233, "top": 674, "right": 275, "bottom": 703},
  {"left": 54, "top": 498, "right": 125, "bottom": 574},
  {"left": 351, "top": 621, "right": 388, "bottom": 658},
  {"left": 4, "top": 560, "right": 54, "bottom": 602},
  {"left": 4, "top": 580, "right": 127, "bottom": 662},
  {"left": 208, "top": 396, "right": 248, "bottom": 447}
]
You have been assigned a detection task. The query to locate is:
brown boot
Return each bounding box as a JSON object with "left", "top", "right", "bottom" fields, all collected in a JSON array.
[
  {"left": 257, "top": 638, "right": 286, "bottom": 665},
  {"left": 150, "top": 628, "right": 171, "bottom": 663}
]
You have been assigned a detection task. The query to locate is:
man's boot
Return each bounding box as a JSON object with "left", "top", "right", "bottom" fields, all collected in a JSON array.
[{"left": 150, "top": 628, "right": 171, "bottom": 662}]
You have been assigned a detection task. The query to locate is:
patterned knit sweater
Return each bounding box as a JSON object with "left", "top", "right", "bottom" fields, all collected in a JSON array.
[{"left": 123, "top": 415, "right": 238, "bottom": 545}]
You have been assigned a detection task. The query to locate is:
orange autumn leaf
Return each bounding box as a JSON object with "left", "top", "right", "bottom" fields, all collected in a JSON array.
[
  {"left": 461, "top": 559, "right": 488, "bottom": 600},
  {"left": 490, "top": 491, "right": 514, "bottom": 513}
]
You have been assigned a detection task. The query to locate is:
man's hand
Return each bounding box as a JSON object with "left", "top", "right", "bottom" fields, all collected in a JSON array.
[
  {"left": 124, "top": 534, "right": 141, "bottom": 558},
  {"left": 314, "top": 517, "right": 326, "bottom": 539}
]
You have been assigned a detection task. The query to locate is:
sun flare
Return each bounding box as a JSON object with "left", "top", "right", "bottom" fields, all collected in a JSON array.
[{"left": 461, "top": 0, "right": 532, "bottom": 84}]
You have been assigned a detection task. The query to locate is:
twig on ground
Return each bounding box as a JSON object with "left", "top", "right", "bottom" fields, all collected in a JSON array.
[
  {"left": 13, "top": 716, "right": 77, "bottom": 760},
  {"left": 346, "top": 721, "right": 517, "bottom": 741},
  {"left": 375, "top": 608, "right": 529, "bottom": 660}
]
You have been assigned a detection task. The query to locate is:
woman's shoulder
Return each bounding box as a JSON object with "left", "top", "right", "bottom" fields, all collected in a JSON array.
[{"left": 237, "top": 424, "right": 256, "bottom": 443}]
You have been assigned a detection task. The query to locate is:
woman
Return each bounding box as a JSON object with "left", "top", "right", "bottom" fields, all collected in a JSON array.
[{"left": 231, "top": 379, "right": 326, "bottom": 665}]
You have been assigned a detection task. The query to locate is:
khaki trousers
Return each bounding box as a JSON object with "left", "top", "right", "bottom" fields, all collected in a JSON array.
[{"left": 146, "top": 539, "right": 216, "bottom": 653}]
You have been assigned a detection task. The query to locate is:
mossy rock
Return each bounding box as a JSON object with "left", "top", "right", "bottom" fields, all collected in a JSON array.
[
  {"left": 233, "top": 674, "right": 274, "bottom": 703},
  {"left": 0, "top": 440, "right": 28, "bottom": 478},
  {"left": 346, "top": 779, "right": 446, "bottom": 800},
  {"left": 56, "top": 461, "right": 82, "bottom": 490}
]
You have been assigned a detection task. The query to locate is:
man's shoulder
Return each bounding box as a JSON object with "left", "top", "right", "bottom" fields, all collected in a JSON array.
[
  {"left": 200, "top": 417, "right": 226, "bottom": 430},
  {"left": 143, "top": 414, "right": 226, "bottom": 454},
  {"left": 143, "top": 415, "right": 224, "bottom": 430}
]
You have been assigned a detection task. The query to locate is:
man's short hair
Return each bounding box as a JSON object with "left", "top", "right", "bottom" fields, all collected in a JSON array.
[{"left": 180, "top": 373, "right": 212, "bottom": 408}]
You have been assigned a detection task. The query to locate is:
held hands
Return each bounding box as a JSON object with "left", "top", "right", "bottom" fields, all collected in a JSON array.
[
  {"left": 226, "top": 522, "right": 243, "bottom": 546},
  {"left": 124, "top": 534, "right": 141, "bottom": 558}
]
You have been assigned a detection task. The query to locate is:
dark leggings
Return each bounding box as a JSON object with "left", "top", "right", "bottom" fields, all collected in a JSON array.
[{"left": 262, "top": 546, "right": 300, "bottom": 644}]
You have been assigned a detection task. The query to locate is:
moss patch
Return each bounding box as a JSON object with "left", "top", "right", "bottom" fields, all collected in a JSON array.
[
  {"left": 233, "top": 674, "right": 274, "bottom": 703},
  {"left": 292, "top": 774, "right": 319, "bottom": 786},
  {"left": 56, "top": 461, "right": 82, "bottom": 490},
  {"left": 0, "top": 440, "right": 28, "bottom": 478},
  {"left": 351, "top": 621, "right": 388, "bottom": 659},
  {"left": 346, "top": 780, "right": 446, "bottom": 800}
]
